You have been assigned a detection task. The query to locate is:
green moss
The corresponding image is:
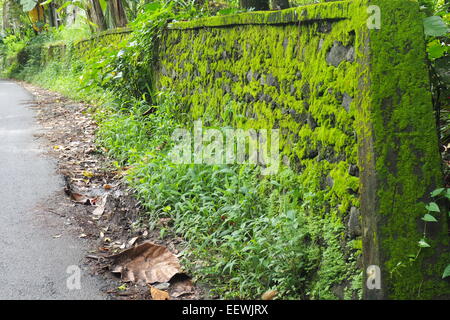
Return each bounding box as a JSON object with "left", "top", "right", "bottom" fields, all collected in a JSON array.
[
  {"left": 158, "top": 0, "right": 363, "bottom": 299},
  {"left": 168, "top": 1, "right": 351, "bottom": 29},
  {"left": 158, "top": 0, "right": 450, "bottom": 299},
  {"left": 357, "top": 0, "right": 450, "bottom": 299},
  {"left": 7, "top": 0, "right": 448, "bottom": 300}
]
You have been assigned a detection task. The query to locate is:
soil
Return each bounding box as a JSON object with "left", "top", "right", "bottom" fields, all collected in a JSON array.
[{"left": 19, "top": 81, "right": 204, "bottom": 300}]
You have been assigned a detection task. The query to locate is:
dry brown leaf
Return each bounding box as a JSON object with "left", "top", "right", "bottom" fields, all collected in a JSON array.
[
  {"left": 261, "top": 290, "right": 278, "bottom": 300},
  {"left": 127, "top": 236, "right": 139, "bottom": 248},
  {"left": 109, "top": 241, "right": 181, "bottom": 284},
  {"left": 150, "top": 286, "right": 170, "bottom": 300},
  {"left": 92, "top": 195, "right": 108, "bottom": 216},
  {"left": 67, "top": 189, "right": 99, "bottom": 205},
  {"left": 170, "top": 278, "right": 194, "bottom": 298},
  {"left": 159, "top": 217, "right": 172, "bottom": 226},
  {"left": 70, "top": 192, "right": 89, "bottom": 204}
]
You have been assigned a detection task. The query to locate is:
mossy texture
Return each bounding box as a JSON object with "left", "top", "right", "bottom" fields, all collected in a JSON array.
[
  {"left": 39, "top": 28, "right": 131, "bottom": 64},
  {"left": 356, "top": 0, "right": 450, "bottom": 299},
  {"left": 168, "top": 1, "right": 350, "bottom": 29},
  {"left": 156, "top": 0, "right": 449, "bottom": 299},
  {"left": 158, "top": 0, "right": 363, "bottom": 299},
  {"left": 5, "top": 0, "right": 448, "bottom": 300}
]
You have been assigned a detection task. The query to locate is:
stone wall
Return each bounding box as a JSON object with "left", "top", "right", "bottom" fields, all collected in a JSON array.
[
  {"left": 156, "top": 0, "right": 450, "bottom": 299},
  {"left": 4, "top": 0, "right": 449, "bottom": 299},
  {"left": 34, "top": 28, "right": 131, "bottom": 67}
]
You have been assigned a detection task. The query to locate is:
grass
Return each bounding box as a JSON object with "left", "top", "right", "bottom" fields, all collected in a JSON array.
[{"left": 94, "top": 93, "right": 362, "bottom": 299}]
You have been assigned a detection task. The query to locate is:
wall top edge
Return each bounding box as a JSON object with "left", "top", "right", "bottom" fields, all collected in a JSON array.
[{"left": 168, "top": 1, "right": 351, "bottom": 30}]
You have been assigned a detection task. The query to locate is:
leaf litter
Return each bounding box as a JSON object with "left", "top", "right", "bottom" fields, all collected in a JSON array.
[{"left": 20, "top": 81, "right": 202, "bottom": 300}]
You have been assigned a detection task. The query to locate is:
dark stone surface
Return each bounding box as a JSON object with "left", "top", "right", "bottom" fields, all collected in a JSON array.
[
  {"left": 348, "top": 164, "right": 359, "bottom": 177},
  {"left": 307, "top": 113, "right": 318, "bottom": 130},
  {"left": 302, "top": 82, "right": 310, "bottom": 99},
  {"left": 326, "top": 41, "right": 355, "bottom": 67},
  {"left": 318, "top": 20, "right": 333, "bottom": 33},
  {"left": 342, "top": 93, "right": 353, "bottom": 112},
  {"left": 246, "top": 70, "right": 253, "bottom": 82},
  {"left": 265, "top": 74, "right": 279, "bottom": 88},
  {"left": 325, "top": 175, "right": 334, "bottom": 188},
  {"left": 348, "top": 206, "right": 362, "bottom": 238}
]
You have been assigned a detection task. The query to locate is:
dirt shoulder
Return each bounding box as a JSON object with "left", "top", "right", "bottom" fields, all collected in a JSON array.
[{"left": 20, "top": 81, "right": 204, "bottom": 300}]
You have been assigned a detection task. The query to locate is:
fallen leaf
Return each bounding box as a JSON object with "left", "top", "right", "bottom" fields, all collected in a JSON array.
[
  {"left": 153, "top": 282, "right": 170, "bottom": 290},
  {"left": 127, "top": 236, "right": 138, "bottom": 248},
  {"left": 150, "top": 286, "right": 170, "bottom": 300},
  {"left": 159, "top": 217, "right": 172, "bottom": 226},
  {"left": 170, "top": 278, "right": 194, "bottom": 298},
  {"left": 109, "top": 241, "right": 181, "bottom": 284},
  {"left": 70, "top": 192, "right": 89, "bottom": 204},
  {"left": 117, "top": 284, "right": 128, "bottom": 291},
  {"left": 262, "top": 290, "right": 278, "bottom": 300},
  {"left": 92, "top": 195, "right": 108, "bottom": 216},
  {"left": 82, "top": 170, "right": 94, "bottom": 178},
  {"left": 67, "top": 190, "right": 98, "bottom": 205}
]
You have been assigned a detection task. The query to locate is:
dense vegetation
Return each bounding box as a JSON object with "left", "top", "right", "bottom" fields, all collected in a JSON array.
[{"left": 0, "top": 0, "right": 448, "bottom": 299}]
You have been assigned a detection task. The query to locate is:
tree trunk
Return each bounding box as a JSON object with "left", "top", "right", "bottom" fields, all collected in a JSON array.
[
  {"left": 47, "top": 3, "right": 59, "bottom": 27},
  {"left": 87, "top": 0, "right": 107, "bottom": 31},
  {"left": 3, "top": 0, "right": 22, "bottom": 31},
  {"left": 271, "top": 0, "right": 289, "bottom": 10},
  {"left": 239, "top": 0, "right": 270, "bottom": 10},
  {"left": 2, "top": 0, "right": 11, "bottom": 30},
  {"left": 109, "top": 0, "right": 128, "bottom": 28}
]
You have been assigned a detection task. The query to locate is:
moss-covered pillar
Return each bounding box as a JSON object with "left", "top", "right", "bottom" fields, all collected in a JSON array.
[{"left": 354, "top": 0, "right": 450, "bottom": 299}]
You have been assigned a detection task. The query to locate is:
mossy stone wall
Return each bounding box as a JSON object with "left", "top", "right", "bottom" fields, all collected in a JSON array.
[
  {"left": 156, "top": 0, "right": 450, "bottom": 299},
  {"left": 40, "top": 27, "right": 131, "bottom": 65},
  {"left": 6, "top": 0, "right": 449, "bottom": 300}
]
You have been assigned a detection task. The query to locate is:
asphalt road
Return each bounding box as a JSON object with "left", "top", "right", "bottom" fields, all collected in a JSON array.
[{"left": 0, "top": 80, "right": 106, "bottom": 299}]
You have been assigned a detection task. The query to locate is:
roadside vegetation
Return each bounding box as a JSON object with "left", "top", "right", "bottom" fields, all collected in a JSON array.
[{"left": 0, "top": 0, "right": 448, "bottom": 299}]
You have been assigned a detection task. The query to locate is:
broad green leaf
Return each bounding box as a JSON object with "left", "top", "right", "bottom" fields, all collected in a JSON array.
[
  {"left": 445, "top": 189, "right": 450, "bottom": 200},
  {"left": 99, "top": 0, "right": 107, "bottom": 12},
  {"left": 144, "top": 2, "right": 162, "bottom": 13},
  {"left": 418, "top": 239, "right": 431, "bottom": 248},
  {"left": 430, "top": 187, "right": 445, "bottom": 197},
  {"left": 423, "top": 16, "right": 449, "bottom": 37},
  {"left": 427, "top": 44, "right": 447, "bottom": 60},
  {"left": 421, "top": 213, "right": 438, "bottom": 222},
  {"left": 443, "top": 264, "right": 450, "bottom": 279},
  {"left": 425, "top": 202, "right": 440, "bottom": 212},
  {"left": 20, "top": 0, "right": 37, "bottom": 12}
]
